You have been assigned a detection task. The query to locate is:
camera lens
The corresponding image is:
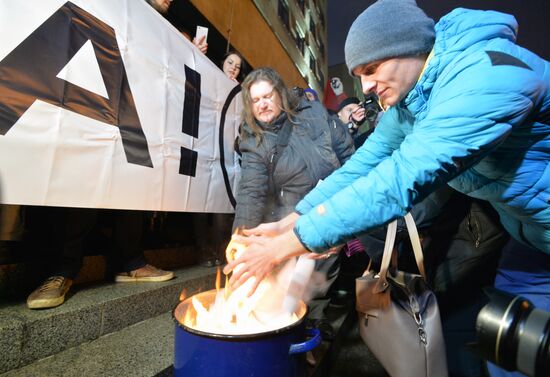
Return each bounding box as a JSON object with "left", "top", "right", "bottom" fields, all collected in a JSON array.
[{"left": 476, "top": 290, "right": 550, "bottom": 377}]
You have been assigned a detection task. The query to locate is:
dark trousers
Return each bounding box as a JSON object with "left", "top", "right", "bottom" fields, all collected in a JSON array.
[
  {"left": 51, "top": 208, "right": 145, "bottom": 279},
  {"left": 193, "top": 213, "right": 233, "bottom": 264},
  {"left": 307, "top": 253, "right": 341, "bottom": 320}
]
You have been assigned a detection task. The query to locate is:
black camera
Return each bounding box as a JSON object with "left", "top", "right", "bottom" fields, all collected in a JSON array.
[
  {"left": 359, "top": 93, "right": 382, "bottom": 120},
  {"left": 475, "top": 289, "right": 550, "bottom": 377},
  {"left": 348, "top": 94, "right": 382, "bottom": 131}
]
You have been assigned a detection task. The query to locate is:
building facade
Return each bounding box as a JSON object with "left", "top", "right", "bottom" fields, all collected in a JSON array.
[{"left": 187, "top": 0, "right": 328, "bottom": 97}]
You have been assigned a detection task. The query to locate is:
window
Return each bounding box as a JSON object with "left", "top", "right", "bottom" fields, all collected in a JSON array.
[
  {"left": 318, "top": 39, "right": 325, "bottom": 58},
  {"left": 295, "top": 33, "right": 305, "bottom": 56},
  {"left": 297, "top": 0, "right": 306, "bottom": 15},
  {"left": 278, "top": 0, "right": 290, "bottom": 31},
  {"left": 309, "top": 16, "right": 316, "bottom": 36}
]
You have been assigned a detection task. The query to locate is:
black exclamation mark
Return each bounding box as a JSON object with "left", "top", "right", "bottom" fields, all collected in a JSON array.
[{"left": 179, "top": 65, "right": 201, "bottom": 176}]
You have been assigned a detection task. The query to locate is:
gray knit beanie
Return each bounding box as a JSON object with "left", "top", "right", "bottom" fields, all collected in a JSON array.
[{"left": 345, "top": 0, "right": 435, "bottom": 75}]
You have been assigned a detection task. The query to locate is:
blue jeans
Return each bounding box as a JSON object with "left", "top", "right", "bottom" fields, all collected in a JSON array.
[{"left": 487, "top": 238, "right": 550, "bottom": 377}]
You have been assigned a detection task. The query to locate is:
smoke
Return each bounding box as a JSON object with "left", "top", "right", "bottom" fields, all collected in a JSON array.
[
  {"left": 264, "top": 255, "right": 335, "bottom": 311},
  {"left": 303, "top": 269, "right": 331, "bottom": 303}
]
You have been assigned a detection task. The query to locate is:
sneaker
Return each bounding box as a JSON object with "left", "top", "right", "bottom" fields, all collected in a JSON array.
[
  {"left": 115, "top": 264, "right": 174, "bottom": 282},
  {"left": 27, "top": 276, "right": 72, "bottom": 309}
]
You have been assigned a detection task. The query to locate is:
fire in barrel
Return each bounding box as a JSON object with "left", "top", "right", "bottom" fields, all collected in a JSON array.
[{"left": 172, "top": 239, "right": 321, "bottom": 377}]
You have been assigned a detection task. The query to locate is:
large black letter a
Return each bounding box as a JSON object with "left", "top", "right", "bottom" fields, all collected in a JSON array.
[{"left": 0, "top": 2, "right": 153, "bottom": 167}]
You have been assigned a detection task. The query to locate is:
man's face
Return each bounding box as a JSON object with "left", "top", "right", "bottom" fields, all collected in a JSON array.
[
  {"left": 352, "top": 56, "right": 426, "bottom": 108},
  {"left": 151, "top": 0, "right": 172, "bottom": 14},
  {"left": 338, "top": 103, "right": 360, "bottom": 124},
  {"left": 250, "top": 80, "right": 282, "bottom": 124}
]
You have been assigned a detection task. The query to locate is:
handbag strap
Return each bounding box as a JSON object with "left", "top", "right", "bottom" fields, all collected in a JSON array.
[
  {"left": 376, "top": 213, "right": 426, "bottom": 291},
  {"left": 378, "top": 220, "right": 398, "bottom": 281},
  {"left": 268, "top": 120, "right": 293, "bottom": 197},
  {"left": 403, "top": 212, "right": 426, "bottom": 278}
]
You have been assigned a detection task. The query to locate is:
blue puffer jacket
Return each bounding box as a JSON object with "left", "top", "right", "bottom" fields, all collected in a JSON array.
[{"left": 294, "top": 8, "right": 550, "bottom": 254}]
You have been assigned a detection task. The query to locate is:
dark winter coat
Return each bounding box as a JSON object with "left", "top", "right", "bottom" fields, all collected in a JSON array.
[{"left": 233, "top": 100, "right": 354, "bottom": 230}]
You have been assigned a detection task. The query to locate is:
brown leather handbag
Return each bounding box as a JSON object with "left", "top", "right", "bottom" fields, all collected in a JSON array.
[{"left": 356, "top": 213, "right": 448, "bottom": 377}]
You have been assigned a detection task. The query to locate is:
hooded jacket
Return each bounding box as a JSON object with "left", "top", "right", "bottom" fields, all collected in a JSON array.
[
  {"left": 233, "top": 99, "right": 354, "bottom": 230},
  {"left": 294, "top": 8, "right": 550, "bottom": 254}
]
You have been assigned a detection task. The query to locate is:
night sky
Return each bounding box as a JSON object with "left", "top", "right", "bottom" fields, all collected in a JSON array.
[{"left": 327, "top": 0, "right": 550, "bottom": 67}]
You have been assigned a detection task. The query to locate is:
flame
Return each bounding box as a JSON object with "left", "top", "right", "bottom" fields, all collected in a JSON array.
[
  {"left": 224, "top": 274, "right": 230, "bottom": 300},
  {"left": 179, "top": 289, "right": 187, "bottom": 302},
  {"left": 183, "top": 301, "right": 195, "bottom": 327},
  {"left": 182, "top": 278, "right": 297, "bottom": 335},
  {"left": 176, "top": 234, "right": 300, "bottom": 335},
  {"left": 215, "top": 267, "right": 221, "bottom": 292}
]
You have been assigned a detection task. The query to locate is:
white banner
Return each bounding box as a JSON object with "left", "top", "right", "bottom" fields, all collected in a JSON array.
[{"left": 0, "top": 0, "right": 242, "bottom": 213}]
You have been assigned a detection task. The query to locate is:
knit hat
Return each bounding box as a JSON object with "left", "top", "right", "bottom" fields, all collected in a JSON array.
[
  {"left": 338, "top": 97, "right": 360, "bottom": 113},
  {"left": 345, "top": 0, "right": 435, "bottom": 75}
]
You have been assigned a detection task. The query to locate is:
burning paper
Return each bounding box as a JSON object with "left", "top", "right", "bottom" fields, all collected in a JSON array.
[
  {"left": 177, "top": 233, "right": 330, "bottom": 335},
  {"left": 179, "top": 262, "right": 299, "bottom": 335}
]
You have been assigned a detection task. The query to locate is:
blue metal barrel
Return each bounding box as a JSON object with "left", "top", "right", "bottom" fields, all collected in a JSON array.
[{"left": 173, "top": 290, "right": 321, "bottom": 377}]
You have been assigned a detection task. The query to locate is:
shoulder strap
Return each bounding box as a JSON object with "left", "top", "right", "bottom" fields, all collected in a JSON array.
[
  {"left": 373, "top": 212, "right": 427, "bottom": 293},
  {"left": 274, "top": 119, "right": 293, "bottom": 165},
  {"left": 268, "top": 120, "right": 293, "bottom": 196},
  {"left": 403, "top": 212, "right": 426, "bottom": 278}
]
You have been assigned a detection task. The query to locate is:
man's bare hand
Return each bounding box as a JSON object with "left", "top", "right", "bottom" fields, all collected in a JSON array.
[
  {"left": 223, "top": 228, "right": 308, "bottom": 296},
  {"left": 243, "top": 212, "right": 300, "bottom": 237}
]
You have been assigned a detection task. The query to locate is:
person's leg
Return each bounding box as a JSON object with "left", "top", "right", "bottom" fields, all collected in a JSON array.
[
  {"left": 0, "top": 204, "right": 24, "bottom": 241},
  {"left": 27, "top": 207, "right": 96, "bottom": 309},
  {"left": 212, "top": 213, "right": 234, "bottom": 265},
  {"left": 50, "top": 207, "right": 97, "bottom": 278},
  {"left": 193, "top": 213, "right": 217, "bottom": 266},
  {"left": 112, "top": 210, "right": 147, "bottom": 272},
  {"left": 306, "top": 252, "right": 341, "bottom": 340},
  {"left": 112, "top": 210, "right": 173, "bottom": 282},
  {"left": 0, "top": 204, "right": 25, "bottom": 263},
  {"left": 486, "top": 238, "right": 550, "bottom": 377}
]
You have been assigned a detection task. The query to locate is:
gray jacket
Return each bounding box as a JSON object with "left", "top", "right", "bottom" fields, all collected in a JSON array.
[{"left": 233, "top": 100, "right": 354, "bottom": 230}]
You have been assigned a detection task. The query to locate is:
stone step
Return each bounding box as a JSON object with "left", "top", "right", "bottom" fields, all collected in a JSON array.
[
  {"left": 0, "top": 311, "right": 175, "bottom": 377},
  {"left": 0, "top": 266, "right": 217, "bottom": 374},
  {"left": 1, "top": 297, "right": 356, "bottom": 377}
]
